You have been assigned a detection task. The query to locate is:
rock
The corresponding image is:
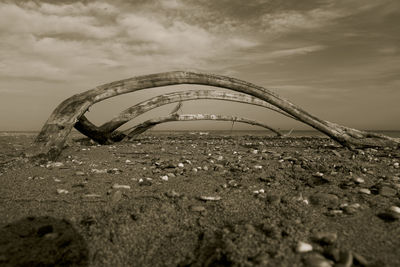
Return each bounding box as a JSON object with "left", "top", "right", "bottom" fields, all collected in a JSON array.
[
  {"left": 178, "top": 163, "right": 184, "bottom": 168},
  {"left": 198, "top": 196, "right": 221, "bottom": 201},
  {"left": 139, "top": 178, "right": 152, "bottom": 186},
  {"left": 83, "top": 194, "right": 101, "bottom": 198},
  {"left": 309, "top": 193, "right": 339, "bottom": 208},
  {"left": 343, "top": 203, "right": 361, "bottom": 215},
  {"left": 190, "top": 205, "right": 206, "bottom": 212},
  {"left": 296, "top": 241, "right": 313, "bottom": 253},
  {"left": 358, "top": 188, "right": 371, "bottom": 195},
  {"left": 56, "top": 189, "right": 68, "bottom": 194},
  {"left": 112, "top": 184, "right": 131, "bottom": 190},
  {"left": 75, "top": 171, "right": 85, "bottom": 176},
  {"left": 389, "top": 206, "right": 400, "bottom": 214},
  {"left": 160, "top": 175, "right": 169, "bottom": 181},
  {"left": 335, "top": 250, "right": 353, "bottom": 267},
  {"left": 111, "top": 190, "right": 122, "bottom": 204},
  {"left": 303, "top": 254, "right": 333, "bottom": 267},
  {"left": 91, "top": 168, "right": 107, "bottom": 174},
  {"left": 312, "top": 232, "right": 337, "bottom": 245},
  {"left": 353, "top": 177, "right": 365, "bottom": 184},
  {"left": 379, "top": 186, "right": 397, "bottom": 197}
]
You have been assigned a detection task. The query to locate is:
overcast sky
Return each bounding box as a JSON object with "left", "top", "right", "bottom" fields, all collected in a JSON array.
[{"left": 0, "top": 0, "right": 399, "bottom": 132}]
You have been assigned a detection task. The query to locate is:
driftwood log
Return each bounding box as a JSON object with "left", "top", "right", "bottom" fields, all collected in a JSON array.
[
  {"left": 75, "top": 90, "right": 294, "bottom": 144},
  {"left": 30, "top": 71, "right": 399, "bottom": 160},
  {"left": 114, "top": 113, "right": 282, "bottom": 141}
]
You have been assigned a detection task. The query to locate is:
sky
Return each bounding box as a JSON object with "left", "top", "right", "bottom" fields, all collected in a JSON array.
[{"left": 0, "top": 0, "right": 399, "bottom": 132}]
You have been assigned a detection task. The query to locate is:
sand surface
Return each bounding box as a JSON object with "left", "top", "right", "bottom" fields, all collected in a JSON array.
[{"left": 0, "top": 132, "right": 399, "bottom": 266}]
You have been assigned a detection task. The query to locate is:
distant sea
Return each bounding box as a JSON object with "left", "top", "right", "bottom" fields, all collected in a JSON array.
[{"left": 1, "top": 130, "right": 399, "bottom": 138}]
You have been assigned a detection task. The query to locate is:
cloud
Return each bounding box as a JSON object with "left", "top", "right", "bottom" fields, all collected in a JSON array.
[{"left": 0, "top": 1, "right": 258, "bottom": 82}]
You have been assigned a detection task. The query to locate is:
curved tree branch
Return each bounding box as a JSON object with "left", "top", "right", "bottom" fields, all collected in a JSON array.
[
  {"left": 74, "top": 90, "right": 294, "bottom": 144},
  {"left": 122, "top": 114, "right": 282, "bottom": 140},
  {"left": 29, "top": 71, "right": 399, "bottom": 160}
]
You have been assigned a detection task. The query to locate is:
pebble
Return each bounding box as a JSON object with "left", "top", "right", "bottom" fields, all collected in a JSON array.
[
  {"left": 358, "top": 188, "right": 371, "bottom": 195},
  {"left": 379, "top": 186, "right": 397, "bottom": 197},
  {"left": 313, "top": 232, "right": 337, "bottom": 245},
  {"left": 343, "top": 203, "right": 361, "bottom": 215},
  {"left": 167, "top": 173, "right": 176, "bottom": 178},
  {"left": 160, "top": 175, "right": 169, "bottom": 181},
  {"left": 46, "top": 162, "right": 64, "bottom": 168},
  {"left": 125, "top": 159, "right": 132, "bottom": 163},
  {"left": 309, "top": 193, "right": 339, "bottom": 208},
  {"left": 389, "top": 206, "right": 400, "bottom": 214},
  {"left": 199, "top": 196, "right": 221, "bottom": 201},
  {"left": 190, "top": 205, "right": 206, "bottom": 212},
  {"left": 353, "top": 177, "right": 365, "bottom": 184},
  {"left": 91, "top": 168, "right": 107, "bottom": 174},
  {"left": 254, "top": 165, "right": 263, "bottom": 169},
  {"left": 112, "top": 184, "right": 131, "bottom": 190},
  {"left": 56, "top": 189, "right": 68, "bottom": 194},
  {"left": 296, "top": 241, "right": 313, "bottom": 253},
  {"left": 138, "top": 178, "right": 152, "bottom": 186},
  {"left": 303, "top": 254, "right": 333, "bottom": 267},
  {"left": 394, "top": 162, "right": 399, "bottom": 168},
  {"left": 178, "top": 163, "right": 184, "bottom": 168},
  {"left": 75, "top": 171, "right": 85, "bottom": 176}
]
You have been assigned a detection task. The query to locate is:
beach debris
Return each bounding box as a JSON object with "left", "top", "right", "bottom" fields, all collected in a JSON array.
[
  {"left": 353, "top": 177, "right": 365, "bottom": 184},
  {"left": 190, "top": 205, "right": 206, "bottom": 212},
  {"left": 358, "top": 188, "right": 371, "bottom": 195},
  {"left": 296, "top": 241, "right": 313, "bottom": 253},
  {"left": 112, "top": 184, "right": 131, "bottom": 190},
  {"left": 198, "top": 196, "right": 221, "bottom": 201},
  {"left": 46, "top": 162, "right": 64, "bottom": 168},
  {"left": 91, "top": 168, "right": 107, "bottom": 174},
  {"left": 56, "top": 189, "right": 69, "bottom": 194}
]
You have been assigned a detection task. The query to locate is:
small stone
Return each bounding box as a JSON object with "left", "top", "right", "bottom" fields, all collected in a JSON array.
[
  {"left": 178, "top": 163, "right": 184, "bottom": 168},
  {"left": 358, "top": 188, "right": 371, "bottom": 195},
  {"left": 251, "top": 149, "right": 258, "bottom": 154},
  {"left": 111, "top": 190, "right": 122, "bottom": 203},
  {"left": 217, "top": 155, "right": 224, "bottom": 161},
  {"left": 190, "top": 205, "right": 206, "bottom": 212},
  {"left": 389, "top": 206, "right": 400, "bottom": 214},
  {"left": 160, "top": 175, "right": 169, "bottom": 181},
  {"left": 313, "top": 232, "right": 337, "bottom": 245},
  {"left": 336, "top": 250, "right": 353, "bottom": 267},
  {"left": 167, "top": 172, "right": 176, "bottom": 178},
  {"left": 75, "top": 171, "right": 85, "bottom": 176},
  {"left": 309, "top": 193, "right": 339, "bottom": 208},
  {"left": 394, "top": 162, "right": 399, "bottom": 168},
  {"left": 139, "top": 178, "right": 152, "bottom": 186},
  {"left": 296, "top": 241, "right": 313, "bottom": 253},
  {"left": 91, "top": 168, "right": 107, "bottom": 174},
  {"left": 254, "top": 165, "right": 263, "bottom": 169},
  {"left": 303, "top": 254, "right": 333, "bottom": 267},
  {"left": 343, "top": 203, "right": 361, "bottom": 215},
  {"left": 112, "top": 184, "right": 131, "bottom": 190},
  {"left": 353, "top": 177, "right": 365, "bottom": 184},
  {"left": 56, "top": 189, "right": 68, "bottom": 194},
  {"left": 125, "top": 159, "right": 132, "bottom": 163},
  {"left": 198, "top": 196, "right": 221, "bottom": 201},
  {"left": 379, "top": 186, "right": 397, "bottom": 197}
]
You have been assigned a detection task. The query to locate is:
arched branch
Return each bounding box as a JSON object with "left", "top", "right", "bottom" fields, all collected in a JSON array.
[
  {"left": 74, "top": 90, "right": 294, "bottom": 144},
  {"left": 122, "top": 114, "right": 282, "bottom": 140},
  {"left": 29, "top": 71, "right": 399, "bottom": 160}
]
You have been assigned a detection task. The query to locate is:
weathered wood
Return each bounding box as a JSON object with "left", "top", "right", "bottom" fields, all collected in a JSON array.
[
  {"left": 124, "top": 114, "right": 282, "bottom": 140},
  {"left": 74, "top": 90, "right": 294, "bottom": 144},
  {"left": 30, "top": 71, "right": 399, "bottom": 160}
]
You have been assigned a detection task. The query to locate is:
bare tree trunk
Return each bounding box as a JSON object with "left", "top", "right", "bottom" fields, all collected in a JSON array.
[
  {"left": 123, "top": 114, "right": 282, "bottom": 140},
  {"left": 75, "top": 90, "right": 294, "bottom": 144},
  {"left": 29, "top": 71, "right": 399, "bottom": 160}
]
